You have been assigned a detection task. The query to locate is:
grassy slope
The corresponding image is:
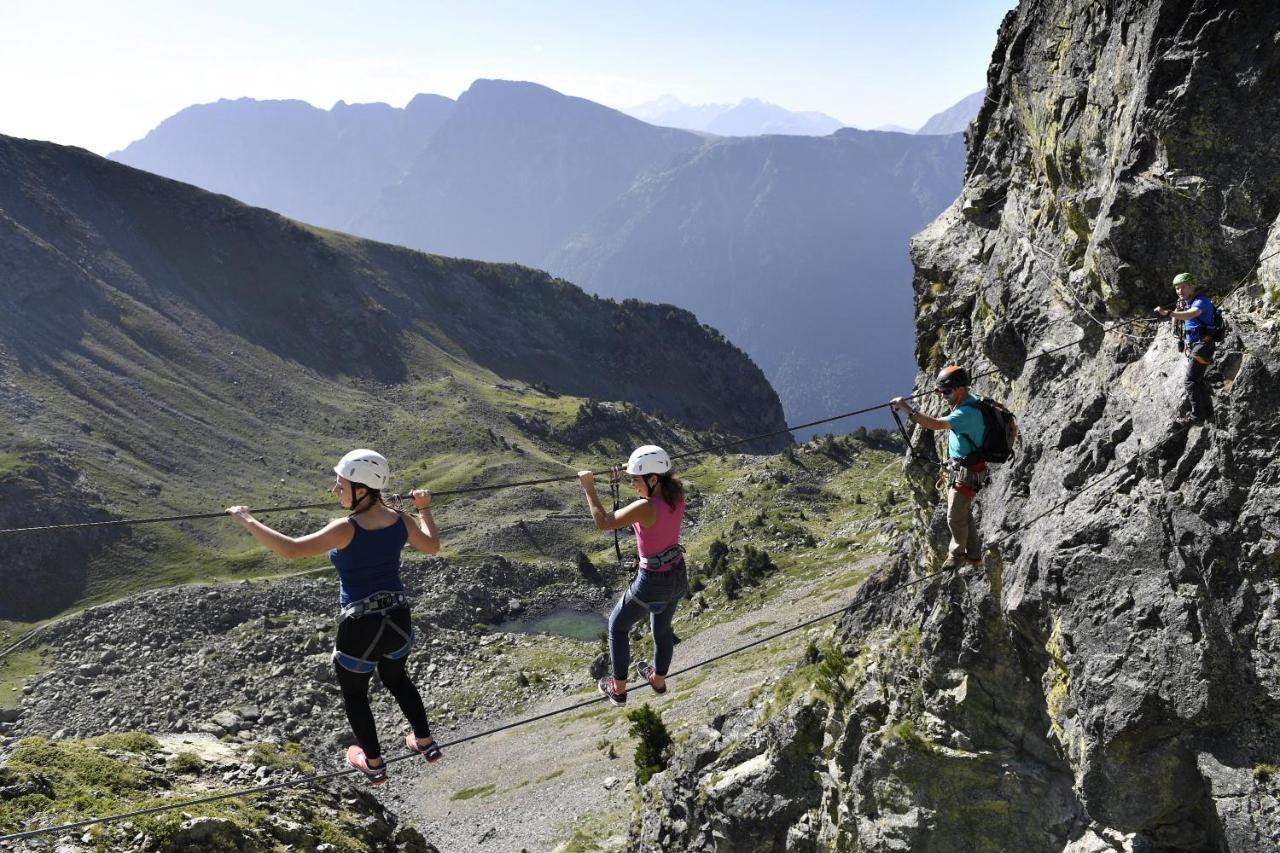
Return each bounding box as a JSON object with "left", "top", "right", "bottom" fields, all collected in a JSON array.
[{"left": 0, "top": 132, "right": 785, "bottom": 622}]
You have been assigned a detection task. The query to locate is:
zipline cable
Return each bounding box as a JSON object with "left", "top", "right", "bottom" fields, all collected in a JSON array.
[
  {"left": 0, "top": 318, "right": 1157, "bottom": 540},
  {"left": 4, "top": 245, "right": 1273, "bottom": 541},
  {"left": 0, "top": 397, "right": 905, "bottom": 537},
  {"left": 0, "top": 421, "right": 1194, "bottom": 844}
]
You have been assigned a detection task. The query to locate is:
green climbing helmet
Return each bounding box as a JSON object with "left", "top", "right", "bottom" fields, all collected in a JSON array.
[{"left": 1172, "top": 272, "right": 1195, "bottom": 286}]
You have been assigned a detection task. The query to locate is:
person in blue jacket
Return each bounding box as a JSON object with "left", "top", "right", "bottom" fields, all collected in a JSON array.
[
  {"left": 1155, "top": 272, "right": 1217, "bottom": 426},
  {"left": 892, "top": 365, "right": 987, "bottom": 569}
]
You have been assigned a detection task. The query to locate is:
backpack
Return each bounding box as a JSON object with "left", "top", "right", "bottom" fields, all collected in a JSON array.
[
  {"left": 960, "top": 398, "right": 1019, "bottom": 465},
  {"left": 1209, "top": 305, "right": 1229, "bottom": 342}
]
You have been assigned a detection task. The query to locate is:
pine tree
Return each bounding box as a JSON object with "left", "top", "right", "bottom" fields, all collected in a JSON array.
[{"left": 626, "top": 705, "right": 672, "bottom": 784}]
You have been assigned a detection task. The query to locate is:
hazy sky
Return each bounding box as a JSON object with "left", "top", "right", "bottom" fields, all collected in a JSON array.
[{"left": 1, "top": 0, "right": 1017, "bottom": 155}]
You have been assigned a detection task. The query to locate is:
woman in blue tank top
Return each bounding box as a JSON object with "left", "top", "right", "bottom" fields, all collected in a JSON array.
[{"left": 227, "top": 448, "right": 442, "bottom": 784}]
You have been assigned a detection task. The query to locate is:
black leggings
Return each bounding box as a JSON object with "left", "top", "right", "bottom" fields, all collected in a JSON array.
[{"left": 333, "top": 608, "right": 431, "bottom": 760}]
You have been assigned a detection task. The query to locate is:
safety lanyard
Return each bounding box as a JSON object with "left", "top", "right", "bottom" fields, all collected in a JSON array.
[{"left": 608, "top": 466, "right": 624, "bottom": 567}]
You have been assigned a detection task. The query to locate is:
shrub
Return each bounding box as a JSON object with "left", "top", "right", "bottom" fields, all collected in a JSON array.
[
  {"left": 247, "top": 741, "right": 313, "bottom": 774},
  {"left": 90, "top": 732, "right": 159, "bottom": 754},
  {"left": 815, "top": 642, "right": 851, "bottom": 705},
  {"left": 625, "top": 705, "right": 671, "bottom": 784},
  {"left": 803, "top": 640, "right": 822, "bottom": 666},
  {"left": 170, "top": 751, "right": 204, "bottom": 773},
  {"left": 707, "top": 539, "right": 730, "bottom": 574},
  {"left": 739, "top": 546, "right": 777, "bottom": 586}
]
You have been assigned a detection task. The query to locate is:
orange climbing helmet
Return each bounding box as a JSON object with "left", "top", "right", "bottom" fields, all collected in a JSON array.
[{"left": 935, "top": 365, "right": 970, "bottom": 392}]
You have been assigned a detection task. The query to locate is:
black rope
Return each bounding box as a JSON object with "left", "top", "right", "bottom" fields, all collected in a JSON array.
[
  {"left": 609, "top": 466, "right": 623, "bottom": 568},
  {"left": 0, "top": 420, "right": 1195, "bottom": 843}
]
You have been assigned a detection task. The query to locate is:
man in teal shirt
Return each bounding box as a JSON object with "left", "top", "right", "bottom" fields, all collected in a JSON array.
[{"left": 892, "top": 365, "right": 987, "bottom": 569}]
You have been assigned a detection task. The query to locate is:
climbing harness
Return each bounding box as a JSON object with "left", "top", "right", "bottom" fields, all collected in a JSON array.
[
  {"left": 935, "top": 460, "right": 988, "bottom": 496},
  {"left": 337, "top": 590, "right": 409, "bottom": 622},
  {"left": 638, "top": 543, "right": 685, "bottom": 572},
  {"left": 332, "top": 591, "right": 413, "bottom": 674}
]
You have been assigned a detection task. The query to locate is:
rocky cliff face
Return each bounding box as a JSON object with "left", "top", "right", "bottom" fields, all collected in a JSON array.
[{"left": 635, "top": 2, "right": 1280, "bottom": 850}]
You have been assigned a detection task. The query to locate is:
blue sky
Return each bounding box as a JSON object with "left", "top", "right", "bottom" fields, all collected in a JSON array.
[{"left": 1, "top": 0, "right": 1017, "bottom": 154}]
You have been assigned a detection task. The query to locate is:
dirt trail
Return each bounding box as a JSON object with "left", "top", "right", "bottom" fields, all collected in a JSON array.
[{"left": 382, "top": 556, "right": 880, "bottom": 852}]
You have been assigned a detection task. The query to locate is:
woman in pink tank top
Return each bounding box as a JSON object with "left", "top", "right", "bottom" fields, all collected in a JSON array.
[{"left": 579, "top": 445, "right": 688, "bottom": 707}]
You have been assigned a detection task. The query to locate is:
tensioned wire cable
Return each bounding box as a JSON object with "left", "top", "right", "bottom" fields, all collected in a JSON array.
[
  {"left": 0, "top": 399, "right": 902, "bottom": 537},
  {"left": 0, "top": 420, "right": 1194, "bottom": 843},
  {"left": 0, "top": 293, "right": 1221, "bottom": 666},
  {"left": 0, "top": 294, "right": 1198, "bottom": 540},
  {"left": 0, "top": 419, "right": 908, "bottom": 663}
]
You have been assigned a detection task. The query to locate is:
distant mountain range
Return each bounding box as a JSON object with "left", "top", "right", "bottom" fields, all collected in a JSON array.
[
  {"left": 625, "top": 90, "right": 985, "bottom": 137},
  {"left": 111, "top": 79, "right": 967, "bottom": 429},
  {"left": 916, "top": 89, "right": 986, "bottom": 135},
  {"left": 0, "top": 132, "right": 784, "bottom": 618},
  {"left": 626, "top": 96, "right": 846, "bottom": 137}
]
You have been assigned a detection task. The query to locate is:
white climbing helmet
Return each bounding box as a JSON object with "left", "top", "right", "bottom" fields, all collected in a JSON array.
[
  {"left": 333, "top": 449, "right": 390, "bottom": 491},
  {"left": 625, "top": 445, "right": 672, "bottom": 477}
]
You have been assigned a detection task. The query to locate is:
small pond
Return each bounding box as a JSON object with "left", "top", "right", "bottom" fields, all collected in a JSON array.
[{"left": 495, "top": 607, "right": 607, "bottom": 642}]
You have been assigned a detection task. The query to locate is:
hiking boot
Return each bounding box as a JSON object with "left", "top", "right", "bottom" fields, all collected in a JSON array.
[
  {"left": 964, "top": 553, "right": 984, "bottom": 566},
  {"left": 597, "top": 676, "right": 627, "bottom": 707},
  {"left": 941, "top": 556, "right": 961, "bottom": 570}
]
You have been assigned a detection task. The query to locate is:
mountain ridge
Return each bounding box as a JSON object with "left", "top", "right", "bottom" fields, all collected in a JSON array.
[
  {"left": 0, "top": 131, "right": 786, "bottom": 620},
  {"left": 627, "top": 95, "right": 846, "bottom": 137},
  {"left": 108, "top": 78, "right": 967, "bottom": 429}
]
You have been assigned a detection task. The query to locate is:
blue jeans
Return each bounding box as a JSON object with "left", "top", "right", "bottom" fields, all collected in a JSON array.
[{"left": 608, "top": 561, "right": 688, "bottom": 681}]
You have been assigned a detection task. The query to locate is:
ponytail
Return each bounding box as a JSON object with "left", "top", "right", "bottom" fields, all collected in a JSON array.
[
  {"left": 350, "top": 487, "right": 382, "bottom": 515},
  {"left": 654, "top": 473, "right": 685, "bottom": 507}
]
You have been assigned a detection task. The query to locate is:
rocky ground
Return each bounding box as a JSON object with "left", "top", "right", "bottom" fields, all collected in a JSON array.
[
  {"left": 381, "top": 554, "right": 882, "bottom": 853},
  {"left": 0, "top": 439, "right": 905, "bottom": 850},
  {"left": 2, "top": 555, "right": 616, "bottom": 749}
]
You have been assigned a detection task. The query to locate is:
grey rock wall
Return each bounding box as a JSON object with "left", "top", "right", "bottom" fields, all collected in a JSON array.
[{"left": 635, "top": 2, "right": 1280, "bottom": 850}]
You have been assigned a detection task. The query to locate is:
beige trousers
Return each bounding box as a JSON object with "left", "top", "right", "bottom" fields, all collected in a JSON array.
[{"left": 946, "top": 465, "right": 986, "bottom": 561}]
